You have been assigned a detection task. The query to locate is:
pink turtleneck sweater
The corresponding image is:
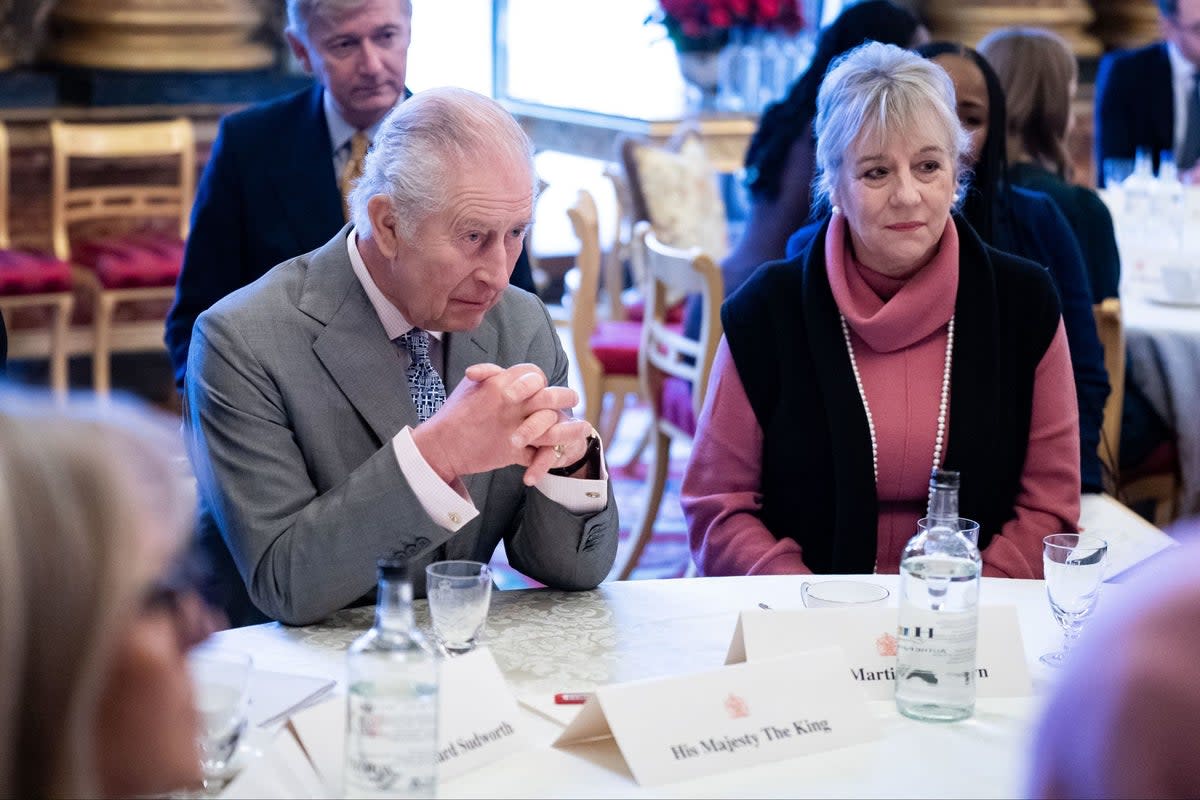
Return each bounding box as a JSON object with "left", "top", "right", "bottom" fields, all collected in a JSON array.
[{"left": 682, "top": 213, "right": 1080, "bottom": 579}]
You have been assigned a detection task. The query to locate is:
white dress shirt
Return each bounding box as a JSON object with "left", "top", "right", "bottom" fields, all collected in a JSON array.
[
  {"left": 346, "top": 231, "right": 608, "bottom": 533},
  {"left": 1168, "top": 40, "right": 1197, "bottom": 158}
]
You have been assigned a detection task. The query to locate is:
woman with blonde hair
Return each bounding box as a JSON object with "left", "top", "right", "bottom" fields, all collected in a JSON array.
[
  {"left": 683, "top": 42, "right": 1080, "bottom": 578},
  {"left": 978, "top": 26, "right": 1120, "bottom": 303},
  {"left": 0, "top": 390, "right": 214, "bottom": 798}
]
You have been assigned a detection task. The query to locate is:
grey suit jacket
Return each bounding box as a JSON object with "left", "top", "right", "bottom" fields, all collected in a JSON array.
[{"left": 185, "top": 226, "right": 619, "bottom": 626}]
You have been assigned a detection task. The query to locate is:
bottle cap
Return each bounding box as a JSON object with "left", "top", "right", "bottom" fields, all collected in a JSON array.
[
  {"left": 376, "top": 557, "right": 409, "bottom": 580},
  {"left": 929, "top": 467, "right": 960, "bottom": 488}
]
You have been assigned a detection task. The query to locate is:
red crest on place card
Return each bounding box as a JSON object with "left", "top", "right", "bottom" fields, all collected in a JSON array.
[
  {"left": 724, "top": 692, "right": 749, "bottom": 719},
  {"left": 875, "top": 632, "right": 898, "bottom": 657}
]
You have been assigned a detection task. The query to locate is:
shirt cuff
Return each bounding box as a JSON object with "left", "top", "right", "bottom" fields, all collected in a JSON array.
[
  {"left": 392, "top": 426, "right": 479, "bottom": 532},
  {"left": 533, "top": 433, "right": 610, "bottom": 514}
]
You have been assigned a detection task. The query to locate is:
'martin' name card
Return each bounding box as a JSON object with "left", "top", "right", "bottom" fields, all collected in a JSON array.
[
  {"left": 726, "top": 606, "right": 1032, "bottom": 699},
  {"left": 288, "top": 646, "right": 527, "bottom": 790},
  {"left": 553, "top": 649, "right": 876, "bottom": 787}
]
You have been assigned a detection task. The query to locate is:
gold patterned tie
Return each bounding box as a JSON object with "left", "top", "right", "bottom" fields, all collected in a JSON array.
[{"left": 340, "top": 130, "right": 369, "bottom": 222}]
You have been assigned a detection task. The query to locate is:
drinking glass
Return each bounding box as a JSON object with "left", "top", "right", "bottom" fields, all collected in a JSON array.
[
  {"left": 426, "top": 560, "right": 492, "bottom": 655},
  {"left": 1040, "top": 534, "right": 1109, "bottom": 667},
  {"left": 188, "top": 646, "right": 253, "bottom": 794},
  {"left": 801, "top": 580, "right": 890, "bottom": 608},
  {"left": 1102, "top": 157, "right": 1135, "bottom": 188}
]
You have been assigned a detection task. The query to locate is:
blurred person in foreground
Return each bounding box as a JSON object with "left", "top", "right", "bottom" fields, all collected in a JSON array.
[
  {"left": 0, "top": 389, "right": 215, "bottom": 798},
  {"left": 682, "top": 43, "right": 1079, "bottom": 578},
  {"left": 187, "top": 87, "right": 618, "bottom": 628},
  {"left": 165, "top": 0, "right": 536, "bottom": 390},
  {"left": 1028, "top": 524, "right": 1200, "bottom": 799}
]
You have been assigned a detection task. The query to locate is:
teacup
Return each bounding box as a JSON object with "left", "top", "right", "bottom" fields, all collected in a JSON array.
[
  {"left": 1160, "top": 263, "right": 1200, "bottom": 304},
  {"left": 801, "top": 580, "right": 890, "bottom": 608}
]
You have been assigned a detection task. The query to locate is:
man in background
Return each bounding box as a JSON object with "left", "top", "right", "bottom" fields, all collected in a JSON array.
[
  {"left": 1095, "top": 0, "right": 1200, "bottom": 183},
  {"left": 186, "top": 87, "right": 617, "bottom": 628},
  {"left": 166, "top": 0, "right": 536, "bottom": 390}
]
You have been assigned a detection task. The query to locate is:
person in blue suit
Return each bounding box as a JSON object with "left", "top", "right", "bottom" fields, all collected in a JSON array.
[
  {"left": 165, "top": 0, "right": 536, "bottom": 390},
  {"left": 1094, "top": 0, "right": 1200, "bottom": 183},
  {"left": 788, "top": 43, "right": 1110, "bottom": 494}
]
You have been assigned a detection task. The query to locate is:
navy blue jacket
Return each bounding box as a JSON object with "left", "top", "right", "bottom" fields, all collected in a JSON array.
[
  {"left": 785, "top": 190, "right": 1109, "bottom": 493},
  {"left": 166, "top": 84, "right": 535, "bottom": 389},
  {"left": 1094, "top": 42, "right": 1174, "bottom": 184}
]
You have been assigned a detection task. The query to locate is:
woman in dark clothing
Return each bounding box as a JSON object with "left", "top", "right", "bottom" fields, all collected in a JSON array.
[
  {"left": 723, "top": 0, "right": 928, "bottom": 298},
  {"left": 788, "top": 42, "right": 1109, "bottom": 492},
  {"left": 978, "top": 27, "right": 1169, "bottom": 473},
  {"left": 977, "top": 27, "right": 1121, "bottom": 302}
]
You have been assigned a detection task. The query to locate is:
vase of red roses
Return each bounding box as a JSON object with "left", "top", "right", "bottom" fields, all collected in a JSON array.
[{"left": 648, "top": 0, "right": 804, "bottom": 110}]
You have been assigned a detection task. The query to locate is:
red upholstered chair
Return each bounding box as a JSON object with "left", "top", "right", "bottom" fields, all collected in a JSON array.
[
  {"left": 617, "top": 221, "right": 723, "bottom": 580},
  {"left": 565, "top": 188, "right": 641, "bottom": 444},
  {"left": 50, "top": 118, "right": 195, "bottom": 395},
  {"left": 0, "top": 121, "right": 75, "bottom": 395}
]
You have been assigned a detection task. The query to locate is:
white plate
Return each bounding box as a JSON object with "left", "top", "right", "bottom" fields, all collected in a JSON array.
[{"left": 1146, "top": 291, "right": 1200, "bottom": 308}]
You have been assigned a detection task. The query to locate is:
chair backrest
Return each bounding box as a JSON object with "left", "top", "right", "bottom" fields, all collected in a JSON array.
[
  {"left": 1094, "top": 297, "right": 1125, "bottom": 490},
  {"left": 0, "top": 121, "right": 9, "bottom": 250},
  {"left": 49, "top": 118, "right": 196, "bottom": 260},
  {"left": 566, "top": 188, "right": 603, "bottom": 372},
  {"left": 631, "top": 220, "right": 723, "bottom": 424},
  {"left": 602, "top": 162, "right": 634, "bottom": 320},
  {"left": 618, "top": 125, "right": 728, "bottom": 264}
]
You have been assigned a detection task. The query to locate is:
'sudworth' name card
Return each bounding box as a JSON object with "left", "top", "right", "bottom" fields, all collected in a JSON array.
[
  {"left": 288, "top": 646, "right": 527, "bottom": 789},
  {"left": 553, "top": 649, "right": 876, "bottom": 787},
  {"left": 726, "top": 606, "right": 1032, "bottom": 700}
]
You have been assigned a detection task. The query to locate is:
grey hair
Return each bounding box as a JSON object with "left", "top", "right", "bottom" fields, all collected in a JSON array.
[
  {"left": 0, "top": 388, "right": 192, "bottom": 798},
  {"left": 286, "top": 0, "right": 412, "bottom": 42},
  {"left": 813, "top": 41, "right": 970, "bottom": 215},
  {"left": 349, "top": 86, "right": 537, "bottom": 239}
]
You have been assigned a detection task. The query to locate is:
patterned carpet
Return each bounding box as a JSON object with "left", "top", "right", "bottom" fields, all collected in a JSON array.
[{"left": 490, "top": 404, "right": 693, "bottom": 589}]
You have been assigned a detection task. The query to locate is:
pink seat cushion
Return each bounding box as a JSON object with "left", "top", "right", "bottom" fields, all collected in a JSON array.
[
  {"left": 661, "top": 375, "right": 697, "bottom": 437},
  {"left": 589, "top": 320, "right": 641, "bottom": 375},
  {"left": 625, "top": 297, "right": 687, "bottom": 324},
  {"left": 0, "top": 248, "right": 72, "bottom": 294},
  {"left": 72, "top": 232, "right": 184, "bottom": 289}
]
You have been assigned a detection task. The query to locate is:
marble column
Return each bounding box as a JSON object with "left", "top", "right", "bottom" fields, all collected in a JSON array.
[
  {"left": 47, "top": 0, "right": 275, "bottom": 71},
  {"left": 922, "top": 0, "right": 1103, "bottom": 56}
]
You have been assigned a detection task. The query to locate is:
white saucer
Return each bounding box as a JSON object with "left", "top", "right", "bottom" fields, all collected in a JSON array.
[{"left": 1146, "top": 291, "right": 1200, "bottom": 308}]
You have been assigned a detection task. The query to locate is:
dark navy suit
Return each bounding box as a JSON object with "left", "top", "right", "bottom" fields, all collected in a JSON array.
[
  {"left": 1095, "top": 42, "right": 1175, "bottom": 184},
  {"left": 166, "top": 84, "right": 535, "bottom": 389}
]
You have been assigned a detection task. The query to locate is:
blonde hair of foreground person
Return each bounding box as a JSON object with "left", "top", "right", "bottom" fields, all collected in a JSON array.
[{"left": 0, "top": 389, "right": 207, "bottom": 798}]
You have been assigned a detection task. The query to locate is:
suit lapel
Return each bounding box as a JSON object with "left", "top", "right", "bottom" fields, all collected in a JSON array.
[
  {"left": 273, "top": 85, "right": 345, "bottom": 248},
  {"left": 304, "top": 228, "right": 417, "bottom": 443},
  {"left": 1153, "top": 43, "right": 1176, "bottom": 156}
]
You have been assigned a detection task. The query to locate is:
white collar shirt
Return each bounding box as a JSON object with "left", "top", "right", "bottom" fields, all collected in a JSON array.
[{"left": 1167, "top": 40, "right": 1196, "bottom": 156}]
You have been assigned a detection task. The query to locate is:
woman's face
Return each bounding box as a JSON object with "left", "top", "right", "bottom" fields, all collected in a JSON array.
[
  {"left": 93, "top": 545, "right": 212, "bottom": 797},
  {"left": 933, "top": 53, "right": 989, "bottom": 167},
  {"left": 835, "top": 125, "right": 957, "bottom": 278}
]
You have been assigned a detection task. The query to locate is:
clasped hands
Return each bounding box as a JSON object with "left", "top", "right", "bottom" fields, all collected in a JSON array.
[{"left": 411, "top": 362, "right": 596, "bottom": 487}]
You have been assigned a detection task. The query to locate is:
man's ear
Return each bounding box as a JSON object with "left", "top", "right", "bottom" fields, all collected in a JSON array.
[
  {"left": 285, "top": 30, "right": 314, "bottom": 75},
  {"left": 367, "top": 194, "right": 401, "bottom": 259}
]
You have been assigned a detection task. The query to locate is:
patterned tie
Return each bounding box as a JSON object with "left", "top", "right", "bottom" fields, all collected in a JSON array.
[
  {"left": 339, "top": 130, "right": 369, "bottom": 222},
  {"left": 398, "top": 328, "right": 446, "bottom": 423},
  {"left": 1179, "top": 74, "right": 1200, "bottom": 171}
]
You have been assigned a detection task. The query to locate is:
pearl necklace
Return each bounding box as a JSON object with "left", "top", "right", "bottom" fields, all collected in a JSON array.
[{"left": 839, "top": 314, "right": 955, "bottom": 485}]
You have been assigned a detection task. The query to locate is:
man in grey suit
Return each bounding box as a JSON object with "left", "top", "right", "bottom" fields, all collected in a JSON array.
[{"left": 186, "top": 87, "right": 618, "bottom": 627}]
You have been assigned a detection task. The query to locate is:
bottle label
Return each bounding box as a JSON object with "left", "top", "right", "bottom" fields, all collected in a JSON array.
[
  {"left": 896, "top": 608, "right": 978, "bottom": 672},
  {"left": 344, "top": 685, "right": 437, "bottom": 797}
]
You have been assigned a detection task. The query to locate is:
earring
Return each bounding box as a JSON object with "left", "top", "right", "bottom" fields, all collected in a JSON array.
[{"left": 831, "top": 204, "right": 841, "bottom": 215}]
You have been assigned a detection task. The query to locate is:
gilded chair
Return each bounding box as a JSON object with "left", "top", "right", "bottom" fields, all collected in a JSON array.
[
  {"left": 50, "top": 118, "right": 195, "bottom": 395},
  {"left": 565, "top": 188, "right": 641, "bottom": 443},
  {"left": 1093, "top": 297, "right": 1180, "bottom": 526},
  {"left": 0, "top": 121, "right": 75, "bottom": 396},
  {"left": 617, "top": 221, "right": 723, "bottom": 580}
]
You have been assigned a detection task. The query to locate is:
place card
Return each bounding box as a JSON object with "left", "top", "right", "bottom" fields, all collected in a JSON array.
[
  {"left": 288, "top": 647, "right": 528, "bottom": 788},
  {"left": 553, "top": 649, "right": 876, "bottom": 787},
  {"left": 726, "top": 606, "right": 1032, "bottom": 699}
]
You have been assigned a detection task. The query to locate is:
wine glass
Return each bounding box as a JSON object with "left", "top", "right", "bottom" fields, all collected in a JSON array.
[
  {"left": 426, "top": 560, "right": 492, "bottom": 655},
  {"left": 188, "top": 646, "right": 253, "bottom": 794},
  {"left": 1040, "top": 534, "right": 1109, "bottom": 667}
]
